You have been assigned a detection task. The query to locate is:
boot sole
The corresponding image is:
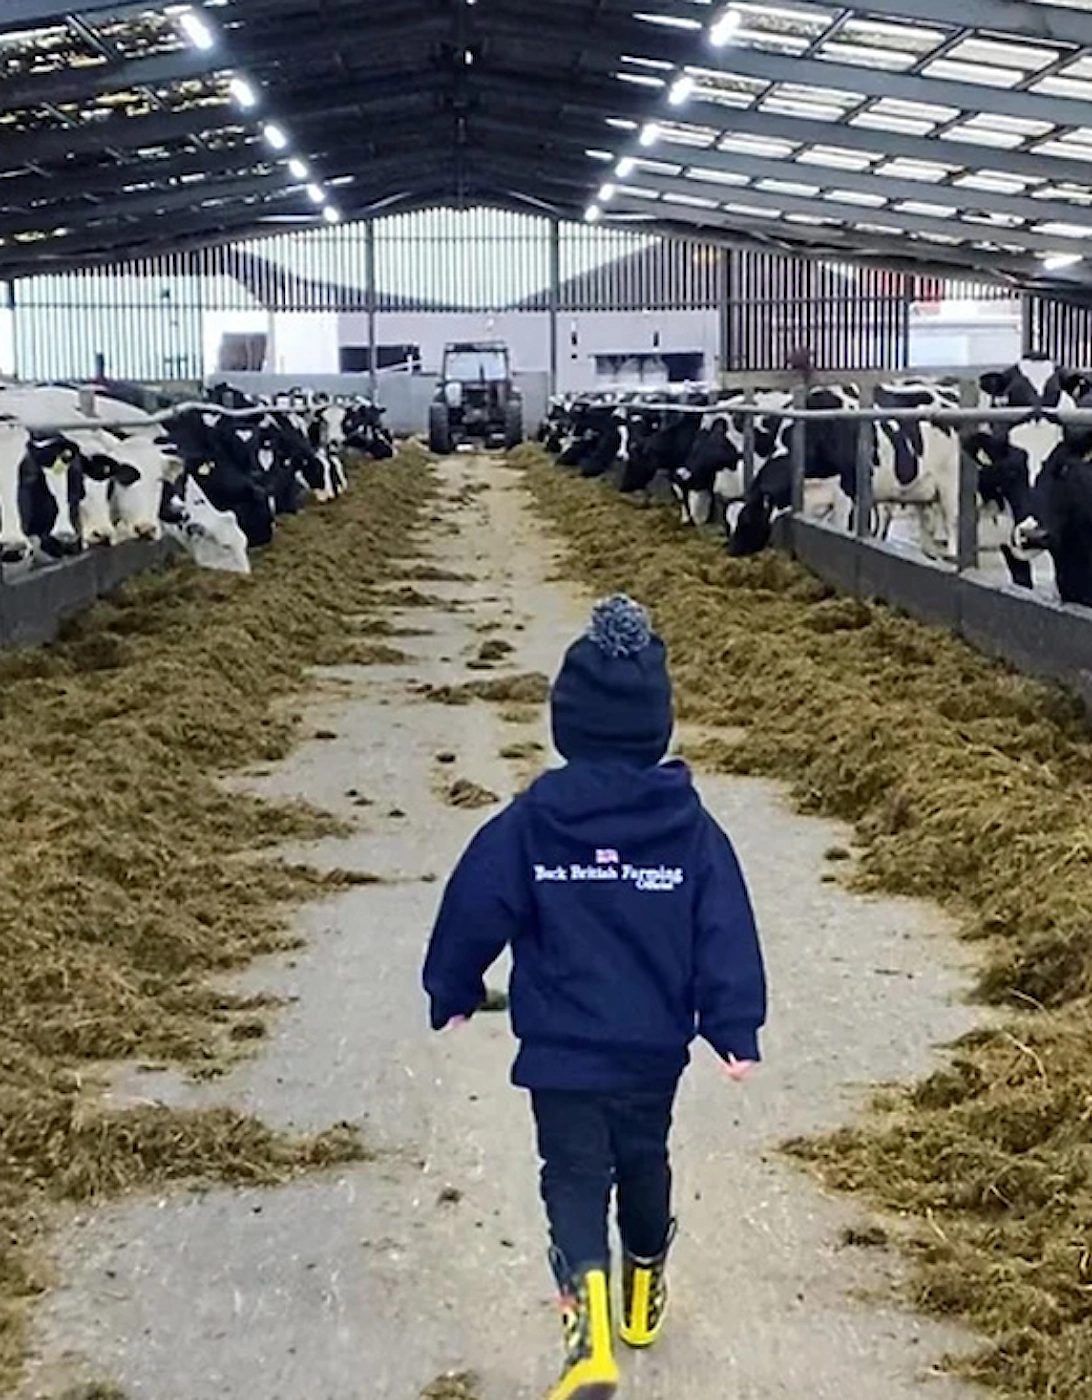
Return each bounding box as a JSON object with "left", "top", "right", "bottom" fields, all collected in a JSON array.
[{"left": 569, "top": 1387, "right": 617, "bottom": 1400}]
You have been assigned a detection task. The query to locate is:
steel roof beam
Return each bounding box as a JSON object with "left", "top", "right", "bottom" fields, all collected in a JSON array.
[
  {"left": 616, "top": 167, "right": 1089, "bottom": 256},
  {"left": 0, "top": 0, "right": 135, "bottom": 31},
  {"left": 786, "top": 0, "right": 1092, "bottom": 50},
  {"left": 652, "top": 100, "right": 1092, "bottom": 193},
  {"left": 0, "top": 11, "right": 450, "bottom": 114},
  {"left": 0, "top": 154, "right": 428, "bottom": 240},
  {"left": 637, "top": 142, "right": 1092, "bottom": 232},
  {"left": 0, "top": 50, "right": 226, "bottom": 114},
  {"left": 0, "top": 77, "right": 443, "bottom": 169},
  {"left": 485, "top": 10, "right": 1092, "bottom": 131},
  {"left": 604, "top": 194, "right": 1057, "bottom": 285},
  {"left": 467, "top": 67, "right": 1092, "bottom": 194}
]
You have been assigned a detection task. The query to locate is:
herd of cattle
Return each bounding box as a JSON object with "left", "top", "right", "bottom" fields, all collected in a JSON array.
[
  {"left": 0, "top": 380, "right": 396, "bottom": 575},
  {"left": 537, "top": 355, "right": 1092, "bottom": 608}
]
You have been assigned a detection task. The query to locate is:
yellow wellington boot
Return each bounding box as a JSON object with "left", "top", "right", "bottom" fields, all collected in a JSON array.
[
  {"left": 619, "top": 1220, "right": 677, "bottom": 1349},
  {"left": 544, "top": 1268, "right": 619, "bottom": 1400}
]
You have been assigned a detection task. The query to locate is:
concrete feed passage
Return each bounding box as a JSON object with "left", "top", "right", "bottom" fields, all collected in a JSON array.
[{"left": 14, "top": 458, "right": 983, "bottom": 1400}]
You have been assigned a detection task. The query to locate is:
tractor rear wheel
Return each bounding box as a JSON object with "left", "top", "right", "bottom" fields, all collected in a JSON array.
[
  {"left": 429, "top": 401, "right": 453, "bottom": 455},
  {"left": 503, "top": 398, "right": 524, "bottom": 450}
]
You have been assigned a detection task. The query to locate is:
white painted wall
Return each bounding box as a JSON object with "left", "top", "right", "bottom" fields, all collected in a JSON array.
[
  {"left": 558, "top": 309, "right": 719, "bottom": 392},
  {"left": 907, "top": 298, "right": 1023, "bottom": 368},
  {"left": 202, "top": 309, "right": 273, "bottom": 377},
  {"left": 344, "top": 311, "right": 551, "bottom": 376},
  {"left": 269, "top": 311, "right": 341, "bottom": 375},
  {"left": 340, "top": 307, "right": 720, "bottom": 391},
  {"left": 0, "top": 306, "right": 14, "bottom": 377}
]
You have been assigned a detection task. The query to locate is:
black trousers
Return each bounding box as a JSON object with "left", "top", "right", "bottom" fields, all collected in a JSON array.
[{"left": 530, "top": 1087, "right": 676, "bottom": 1285}]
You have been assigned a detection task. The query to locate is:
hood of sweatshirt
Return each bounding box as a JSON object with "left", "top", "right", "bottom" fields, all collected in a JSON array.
[{"left": 524, "top": 759, "right": 701, "bottom": 850}]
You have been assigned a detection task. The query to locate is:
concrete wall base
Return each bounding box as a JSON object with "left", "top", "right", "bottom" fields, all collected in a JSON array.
[{"left": 772, "top": 517, "right": 1092, "bottom": 709}]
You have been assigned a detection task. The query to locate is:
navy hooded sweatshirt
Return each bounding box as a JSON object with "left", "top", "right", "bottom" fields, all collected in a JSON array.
[{"left": 422, "top": 758, "right": 767, "bottom": 1092}]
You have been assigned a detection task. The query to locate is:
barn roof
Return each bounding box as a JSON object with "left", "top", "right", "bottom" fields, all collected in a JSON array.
[{"left": 3, "top": 0, "right": 1092, "bottom": 294}]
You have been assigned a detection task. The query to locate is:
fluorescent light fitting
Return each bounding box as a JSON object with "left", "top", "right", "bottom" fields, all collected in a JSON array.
[
  {"left": 1041, "top": 251, "right": 1082, "bottom": 270},
  {"left": 585, "top": 204, "right": 602, "bottom": 223},
  {"left": 306, "top": 183, "right": 326, "bottom": 204},
  {"left": 615, "top": 155, "right": 636, "bottom": 178},
  {"left": 598, "top": 182, "right": 616, "bottom": 201},
  {"left": 323, "top": 205, "right": 342, "bottom": 224},
  {"left": 463, "top": 48, "right": 474, "bottom": 64},
  {"left": 288, "top": 157, "right": 308, "bottom": 179},
  {"left": 668, "top": 74, "right": 695, "bottom": 106},
  {"left": 262, "top": 122, "right": 288, "bottom": 150},
  {"left": 638, "top": 123, "right": 659, "bottom": 148},
  {"left": 709, "top": 7, "right": 742, "bottom": 47},
  {"left": 179, "top": 8, "right": 215, "bottom": 49},
  {"left": 229, "top": 76, "right": 257, "bottom": 109}
]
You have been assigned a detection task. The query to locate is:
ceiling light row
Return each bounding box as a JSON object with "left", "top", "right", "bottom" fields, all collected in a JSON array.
[
  {"left": 176, "top": 7, "right": 341, "bottom": 225},
  {"left": 585, "top": 6, "right": 739, "bottom": 224},
  {"left": 582, "top": 9, "right": 1084, "bottom": 274}
]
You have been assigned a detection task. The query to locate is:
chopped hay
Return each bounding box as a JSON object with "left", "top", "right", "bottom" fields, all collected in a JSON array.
[
  {"left": 381, "top": 585, "right": 449, "bottom": 609},
  {"left": 398, "top": 564, "right": 472, "bottom": 583},
  {"left": 504, "top": 443, "right": 547, "bottom": 470},
  {"left": 348, "top": 642, "right": 413, "bottom": 666},
  {"left": 420, "top": 1372, "right": 481, "bottom": 1400},
  {"left": 443, "top": 779, "right": 500, "bottom": 810},
  {"left": 477, "top": 638, "right": 514, "bottom": 662},
  {"left": 526, "top": 458, "right": 1092, "bottom": 1400},
  {"left": 839, "top": 1224, "right": 890, "bottom": 1250},
  {"left": 420, "top": 673, "right": 549, "bottom": 707},
  {"left": 499, "top": 704, "right": 542, "bottom": 727},
  {"left": 57, "top": 1384, "right": 131, "bottom": 1400},
  {"left": 0, "top": 450, "right": 434, "bottom": 1390},
  {"left": 500, "top": 740, "right": 545, "bottom": 760}
]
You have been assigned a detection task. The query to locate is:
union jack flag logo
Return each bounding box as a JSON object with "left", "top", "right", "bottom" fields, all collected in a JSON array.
[{"left": 596, "top": 848, "right": 619, "bottom": 865}]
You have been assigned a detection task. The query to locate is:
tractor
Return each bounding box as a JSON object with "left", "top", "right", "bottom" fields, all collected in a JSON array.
[{"left": 428, "top": 341, "right": 524, "bottom": 453}]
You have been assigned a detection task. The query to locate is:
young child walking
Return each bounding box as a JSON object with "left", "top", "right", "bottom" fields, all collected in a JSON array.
[{"left": 422, "top": 595, "right": 767, "bottom": 1400}]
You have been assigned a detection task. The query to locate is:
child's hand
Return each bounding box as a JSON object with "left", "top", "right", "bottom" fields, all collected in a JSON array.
[
  {"left": 722, "top": 1054, "right": 757, "bottom": 1083},
  {"left": 443, "top": 1015, "right": 469, "bottom": 1031}
]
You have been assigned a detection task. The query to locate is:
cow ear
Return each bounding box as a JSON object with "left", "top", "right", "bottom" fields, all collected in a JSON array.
[{"left": 979, "top": 372, "right": 1003, "bottom": 395}]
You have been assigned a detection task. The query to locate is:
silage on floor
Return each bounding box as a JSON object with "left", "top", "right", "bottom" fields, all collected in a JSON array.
[
  {"left": 522, "top": 446, "right": 1092, "bottom": 1400},
  {"left": 0, "top": 445, "right": 435, "bottom": 1390}
]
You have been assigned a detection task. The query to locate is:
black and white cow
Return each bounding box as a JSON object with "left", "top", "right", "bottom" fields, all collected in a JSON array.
[
  {"left": 0, "top": 386, "right": 249, "bottom": 571},
  {"left": 976, "top": 355, "right": 1092, "bottom": 589},
  {"left": 556, "top": 400, "right": 628, "bottom": 478},
  {"left": 339, "top": 400, "right": 395, "bottom": 460},
  {"left": 1009, "top": 394, "right": 1092, "bottom": 608}
]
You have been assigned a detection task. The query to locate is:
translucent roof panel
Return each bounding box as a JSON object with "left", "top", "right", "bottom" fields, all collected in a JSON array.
[{"left": 3, "top": 0, "right": 1092, "bottom": 290}]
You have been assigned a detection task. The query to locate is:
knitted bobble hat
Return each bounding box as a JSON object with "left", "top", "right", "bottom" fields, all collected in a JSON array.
[{"left": 550, "top": 594, "right": 674, "bottom": 767}]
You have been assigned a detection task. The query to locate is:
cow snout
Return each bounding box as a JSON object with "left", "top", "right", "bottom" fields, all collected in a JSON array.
[
  {"left": 0, "top": 538, "right": 31, "bottom": 564},
  {"left": 1014, "top": 520, "right": 1050, "bottom": 554}
]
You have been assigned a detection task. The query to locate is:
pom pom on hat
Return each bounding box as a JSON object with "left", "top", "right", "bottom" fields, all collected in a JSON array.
[
  {"left": 551, "top": 593, "right": 673, "bottom": 767},
  {"left": 585, "top": 594, "right": 653, "bottom": 658}
]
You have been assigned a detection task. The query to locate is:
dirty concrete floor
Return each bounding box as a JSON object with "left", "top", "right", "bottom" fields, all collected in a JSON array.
[{"left": 11, "top": 457, "right": 984, "bottom": 1400}]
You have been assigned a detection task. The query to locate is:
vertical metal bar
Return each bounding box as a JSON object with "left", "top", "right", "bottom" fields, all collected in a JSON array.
[
  {"left": 548, "top": 216, "right": 559, "bottom": 396},
  {"left": 742, "top": 391, "right": 756, "bottom": 491},
  {"left": 1021, "top": 293, "right": 1034, "bottom": 357},
  {"left": 956, "top": 379, "right": 979, "bottom": 573},
  {"left": 365, "top": 217, "right": 377, "bottom": 398},
  {"left": 790, "top": 384, "right": 806, "bottom": 515},
  {"left": 855, "top": 382, "right": 874, "bottom": 539}
]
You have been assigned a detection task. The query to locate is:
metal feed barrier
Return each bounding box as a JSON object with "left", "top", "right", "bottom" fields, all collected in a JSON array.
[{"left": 605, "top": 387, "right": 1092, "bottom": 708}]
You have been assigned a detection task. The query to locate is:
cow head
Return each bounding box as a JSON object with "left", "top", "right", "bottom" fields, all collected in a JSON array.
[{"left": 979, "top": 355, "right": 1071, "bottom": 411}]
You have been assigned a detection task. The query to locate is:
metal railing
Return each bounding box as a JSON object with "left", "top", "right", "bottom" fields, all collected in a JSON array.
[{"left": 592, "top": 382, "right": 1092, "bottom": 578}]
